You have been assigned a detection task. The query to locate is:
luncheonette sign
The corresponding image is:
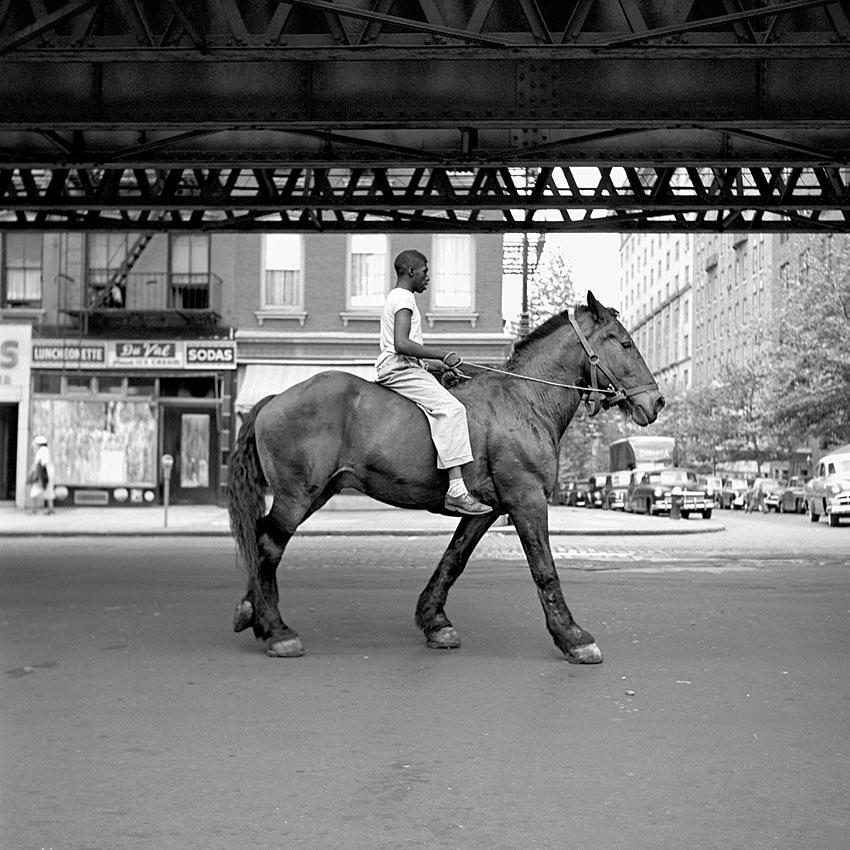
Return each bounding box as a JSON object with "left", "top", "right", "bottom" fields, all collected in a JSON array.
[
  {"left": 32, "top": 342, "right": 107, "bottom": 366},
  {"left": 31, "top": 340, "right": 236, "bottom": 370}
]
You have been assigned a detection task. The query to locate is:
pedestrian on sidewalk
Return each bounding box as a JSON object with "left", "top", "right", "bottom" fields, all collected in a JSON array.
[
  {"left": 27, "top": 435, "right": 56, "bottom": 515},
  {"left": 375, "top": 248, "right": 491, "bottom": 516}
]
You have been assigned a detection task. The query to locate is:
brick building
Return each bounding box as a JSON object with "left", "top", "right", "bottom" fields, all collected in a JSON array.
[{"left": 0, "top": 232, "right": 510, "bottom": 509}]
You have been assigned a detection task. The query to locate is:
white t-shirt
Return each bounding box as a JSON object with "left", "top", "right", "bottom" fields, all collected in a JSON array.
[{"left": 376, "top": 287, "right": 425, "bottom": 374}]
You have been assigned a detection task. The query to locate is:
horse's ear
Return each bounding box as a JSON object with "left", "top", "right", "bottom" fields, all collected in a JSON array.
[{"left": 587, "top": 290, "right": 606, "bottom": 321}]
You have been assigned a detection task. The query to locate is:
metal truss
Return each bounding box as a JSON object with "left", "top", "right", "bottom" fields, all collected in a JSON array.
[
  {"left": 1, "top": 164, "right": 847, "bottom": 232},
  {"left": 2, "top": 0, "right": 848, "bottom": 55},
  {"left": 1, "top": 1, "right": 849, "bottom": 231}
]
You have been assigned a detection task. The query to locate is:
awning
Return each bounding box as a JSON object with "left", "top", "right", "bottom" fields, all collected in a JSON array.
[{"left": 235, "top": 363, "right": 375, "bottom": 414}]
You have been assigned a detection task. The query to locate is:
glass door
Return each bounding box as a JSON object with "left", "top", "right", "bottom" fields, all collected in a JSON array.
[{"left": 162, "top": 407, "right": 217, "bottom": 504}]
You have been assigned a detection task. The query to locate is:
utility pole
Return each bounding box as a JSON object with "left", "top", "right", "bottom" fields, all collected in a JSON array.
[{"left": 518, "top": 232, "right": 531, "bottom": 338}]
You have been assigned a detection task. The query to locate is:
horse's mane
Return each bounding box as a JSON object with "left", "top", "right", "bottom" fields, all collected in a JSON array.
[{"left": 504, "top": 302, "right": 620, "bottom": 369}]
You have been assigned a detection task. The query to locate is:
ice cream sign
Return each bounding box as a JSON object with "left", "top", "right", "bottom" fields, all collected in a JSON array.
[{"left": 111, "top": 341, "right": 182, "bottom": 368}]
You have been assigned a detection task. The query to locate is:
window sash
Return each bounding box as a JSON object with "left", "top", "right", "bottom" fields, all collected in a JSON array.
[
  {"left": 431, "top": 235, "right": 473, "bottom": 309},
  {"left": 4, "top": 234, "right": 43, "bottom": 303},
  {"left": 262, "top": 235, "right": 303, "bottom": 308},
  {"left": 171, "top": 235, "right": 210, "bottom": 274},
  {"left": 348, "top": 235, "right": 387, "bottom": 308},
  {"left": 88, "top": 233, "right": 129, "bottom": 273},
  {"left": 264, "top": 270, "right": 301, "bottom": 307},
  {"left": 6, "top": 267, "right": 42, "bottom": 302}
]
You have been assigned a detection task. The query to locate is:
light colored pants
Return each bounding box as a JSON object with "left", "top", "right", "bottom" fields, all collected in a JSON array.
[{"left": 376, "top": 364, "right": 474, "bottom": 469}]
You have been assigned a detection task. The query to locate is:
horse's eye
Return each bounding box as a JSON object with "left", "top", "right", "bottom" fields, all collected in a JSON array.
[{"left": 621, "top": 339, "right": 633, "bottom": 349}]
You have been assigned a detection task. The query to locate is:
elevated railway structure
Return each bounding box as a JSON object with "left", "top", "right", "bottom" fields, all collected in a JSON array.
[{"left": 1, "top": 0, "right": 849, "bottom": 232}]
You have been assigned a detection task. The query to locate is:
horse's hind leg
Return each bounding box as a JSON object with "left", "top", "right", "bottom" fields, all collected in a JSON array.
[
  {"left": 233, "top": 508, "right": 304, "bottom": 657},
  {"left": 416, "top": 513, "right": 498, "bottom": 649}
]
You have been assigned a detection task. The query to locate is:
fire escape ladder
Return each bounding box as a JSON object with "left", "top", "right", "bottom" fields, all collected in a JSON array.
[{"left": 107, "top": 230, "right": 156, "bottom": 289}]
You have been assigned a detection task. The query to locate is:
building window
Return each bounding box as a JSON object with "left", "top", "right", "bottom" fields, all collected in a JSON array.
[
  {"left": 431, "top": 234, "right": 474, "bottom": 310},
  {"left": 170, "top": 235, "right": 211, "bottom": 309},
  {"left": 3, "top": 233, "right": 43, "bottom": 306},
  {"left": 171, "top": 235, "right": 210, "bottom": 283},
  {"left": 262, "top": 234, "right": 303, "bottom": 308},
  {"left": 347, "top": 234, "right": 388, "bottom": 309},
  {"left": 88, "top": 233, "right": 131, "bottom": 282}
]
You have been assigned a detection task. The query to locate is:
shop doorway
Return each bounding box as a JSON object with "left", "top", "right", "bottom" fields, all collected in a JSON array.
[
  {"left": 162, "top": 406, "right": 218, "bottom": 504},
  {"left": 0, "top": 403, "right": 18, "bottom": 500}
]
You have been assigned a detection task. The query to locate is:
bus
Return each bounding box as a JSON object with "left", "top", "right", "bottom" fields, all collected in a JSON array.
[{"left": 609, "top": 436, "right": 677, "bottom": 472}]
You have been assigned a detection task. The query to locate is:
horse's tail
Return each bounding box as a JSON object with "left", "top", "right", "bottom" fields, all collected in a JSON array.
[{"left": 227, "top": 395, "right": 275, "bottom": 588}]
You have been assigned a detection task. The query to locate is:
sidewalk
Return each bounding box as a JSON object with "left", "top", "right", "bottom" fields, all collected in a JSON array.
[{"left": 0, "top": 495, "right": 724, "bottom": 537}]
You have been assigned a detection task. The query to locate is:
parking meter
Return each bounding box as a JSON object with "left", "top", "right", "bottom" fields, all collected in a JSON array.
[{"left": 161, "top": 454, "right": 174, "bottom": 527}]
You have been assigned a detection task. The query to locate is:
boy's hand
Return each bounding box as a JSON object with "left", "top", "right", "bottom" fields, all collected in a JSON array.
[{"left": 441, "top": 366, "right": 468, "bottom": 388}]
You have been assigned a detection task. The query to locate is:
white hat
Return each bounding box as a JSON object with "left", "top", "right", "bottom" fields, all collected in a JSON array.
[{"left": 34, "top": 435, "right": 48, "bottom": 446}]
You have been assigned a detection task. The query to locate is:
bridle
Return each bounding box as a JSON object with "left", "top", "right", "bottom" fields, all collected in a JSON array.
[
  {"left": 567, "top": 315, "right": 659, "bottom": 416},
  {"left": 461, "top": 314, "right": 658, "bottom": 417}
]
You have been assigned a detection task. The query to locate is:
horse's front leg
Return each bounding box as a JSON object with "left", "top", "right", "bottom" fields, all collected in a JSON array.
[
  {"left": 416, "top": 513, "right": 499, "bottom": 649},
  {"left": 511, "top": 501, "right": 602, "bottom": 664}
]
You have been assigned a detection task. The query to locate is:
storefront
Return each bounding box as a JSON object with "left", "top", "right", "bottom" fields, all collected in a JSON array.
[
  {"left": 30, "top": 338, "right": 236, "bottom": 507},
  {"left": 0, "top": 324, "right": 32, "bottom": 507}
]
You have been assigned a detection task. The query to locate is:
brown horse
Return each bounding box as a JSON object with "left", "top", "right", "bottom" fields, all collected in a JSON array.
[{"left": 228, "top": 292, "right": 664, "bottom": 662}]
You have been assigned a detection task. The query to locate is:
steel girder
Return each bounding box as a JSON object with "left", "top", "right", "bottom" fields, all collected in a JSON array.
[
  {"left": 1, "top": 164, "right": 848, "bottom": 232},
  {"left": 1, "top": 0, "right": 849, "bottom": 232}
]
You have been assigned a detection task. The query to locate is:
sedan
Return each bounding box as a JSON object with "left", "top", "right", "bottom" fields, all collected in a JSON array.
[{"left": 626, "top": 468, "right": 714, "bottom": 519}]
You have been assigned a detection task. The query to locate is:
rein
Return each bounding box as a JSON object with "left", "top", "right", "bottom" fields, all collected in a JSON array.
[{"left": 460, "top": 314, "right": 658, "bottom": 417}]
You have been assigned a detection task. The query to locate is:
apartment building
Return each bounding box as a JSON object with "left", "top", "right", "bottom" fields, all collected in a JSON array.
[
  {"left": 619, "top": 233, "right": 694, "bottom": 389},
  {"left": 621, "top": 231, "right": 838, "bottom": 392},
  {"left": 0, "top": 231, "right": 509, "bottom": 509},
  {"left": 691, "top": 233, "right": 783, "bottom": 387}
]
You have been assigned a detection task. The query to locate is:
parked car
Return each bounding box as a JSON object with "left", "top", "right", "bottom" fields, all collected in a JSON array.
[
  {"left": 805, "top": 447, "right": 850, "bottom": 527},
  {"left": 775, "top": 476, "right": 807, "bottom": 514},
  {"left": 602, "top": 470, "right": 632, "bottom": 511},
  {"left": 720, "top": 477, "right": 750, "bottom": 510},
  {"left": 554, "top": 479, "right": 589, "bottom": 507},
  {"left": 751, "top": 478, "right": 784, "bottom": 512},
  {"left": 700, "top": 476, "right": 723, "bottom": 509},
  {"left": 587, "top": 472, "right": 608, "bottom": 509},
  {"left": 625, "top": 467, "right": 714, "bottom": 518}
]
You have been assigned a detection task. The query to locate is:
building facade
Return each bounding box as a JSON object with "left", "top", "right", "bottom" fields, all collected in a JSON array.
[
  {"left": 619, "top": 233, "right": 694, "bottom": 389},
  {"left": 691, "top": 233, "right": 782, "bottom": 387},
  {"left": 619, "top": 232, "right": 823, "bottom": 391},
  {"left": 0, "top": 231, "right": 510, "bottom": 509}
]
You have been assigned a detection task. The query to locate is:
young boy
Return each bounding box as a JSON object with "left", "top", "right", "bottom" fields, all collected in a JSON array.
[{"left": 375, "top": 249, "right": 492, "bottom": 516}]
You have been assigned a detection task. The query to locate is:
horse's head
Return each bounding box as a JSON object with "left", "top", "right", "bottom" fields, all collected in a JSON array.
[{"left": 576, "top": 291, "right": 665, "bottom": 426}]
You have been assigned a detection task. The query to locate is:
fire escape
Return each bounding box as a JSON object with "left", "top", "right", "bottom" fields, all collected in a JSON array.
[{"left": 58, "top": 227, "right": 223, "bottom": 335}]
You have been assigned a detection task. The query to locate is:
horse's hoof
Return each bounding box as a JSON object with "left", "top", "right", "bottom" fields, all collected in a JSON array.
[
  {"left": 232, "top": 599, "right": 254, "bottom": 632},
  {"left": 267, "top": 636, "right": 305, "bottom": 658},
  {"left": 426, "top": 626, "right": 461, "bottom": 649},
  {"left": 564, "top": 642, "right": 603, "bottom": 664}
]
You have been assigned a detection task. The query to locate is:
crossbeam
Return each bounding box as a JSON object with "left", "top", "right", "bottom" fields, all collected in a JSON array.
[
  {"left": 0, "top": 165, "right": 847, "bottom": 232},
  {"left": 1, "top": 1, "right": 849, "bottom": 230}
]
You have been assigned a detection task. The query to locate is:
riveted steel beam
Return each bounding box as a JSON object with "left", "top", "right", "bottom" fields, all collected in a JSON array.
[
  {"left": 0, "top": 164, "right": 847, "bottom": 232},
  {"left": 0, "top": 1, "right": 849, "bottom": 230}
]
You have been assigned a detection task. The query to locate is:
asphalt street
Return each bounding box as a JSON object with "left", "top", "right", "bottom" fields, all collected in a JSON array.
[{"left": 1, "top": 510, "right": 848, "bottom": 849}]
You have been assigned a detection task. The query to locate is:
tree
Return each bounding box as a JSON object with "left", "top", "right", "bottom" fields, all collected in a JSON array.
[
  {"left": 770, "top": 235, "right": 850, "bottom": 449},
  {"left": 717, "top": 356, "right": 778, "bottom": 472},
  {"left": 507, "top": 240, "right": 578, "bottom": 338}
]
